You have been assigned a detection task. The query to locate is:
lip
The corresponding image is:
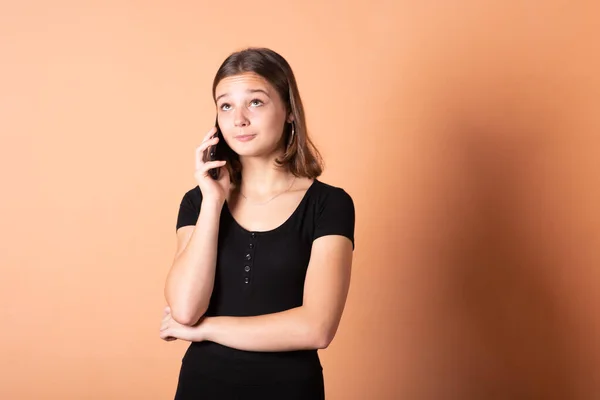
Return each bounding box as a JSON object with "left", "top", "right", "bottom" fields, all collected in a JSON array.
[{"left": 234, "top": 134, "right": 257, "bottom": 142}]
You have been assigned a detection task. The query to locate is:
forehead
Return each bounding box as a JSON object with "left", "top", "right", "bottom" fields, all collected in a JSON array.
[{"left": 215, "top": 72, "right": 274, "bottom": 97}]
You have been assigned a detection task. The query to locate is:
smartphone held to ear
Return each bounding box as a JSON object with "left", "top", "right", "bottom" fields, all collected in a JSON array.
[{"left": 204, "top": 118, "right": 222, "bottom": 180}]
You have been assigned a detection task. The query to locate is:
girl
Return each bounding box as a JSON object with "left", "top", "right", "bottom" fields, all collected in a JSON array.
[{"left": 160, "top": 47, "right": 355, "bottom": 400}]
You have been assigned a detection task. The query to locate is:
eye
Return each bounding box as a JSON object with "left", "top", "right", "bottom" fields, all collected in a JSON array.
[
  {"left": 220, "top": 103, "right": 231, "bottom": 111},
  {"left": 250, "top": 99, "right": 263, "bottom": 107}
]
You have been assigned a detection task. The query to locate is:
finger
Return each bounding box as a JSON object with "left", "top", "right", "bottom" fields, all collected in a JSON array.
[
  {"left": 159, "top": 324, "right": 178, "bottom": 341},
  {"left": 160, "top": 331, "right": 177, "bottom": 341},
  {"left": 195, "top": 137, "right": 220, "bottom": 169},
  {"left": 197, "top": 135, "right": 219, "bottom": 152},
  {"left": 201, "top": 160, "right": 226, "bottom": 173},
  {"left": 163, "top": 306, "right": 170, "bottom": 316},
  {"left": 202, "top": 126, "right": 218, "bottom": 143}
]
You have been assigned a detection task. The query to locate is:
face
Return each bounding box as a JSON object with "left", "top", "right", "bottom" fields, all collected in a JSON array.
[{"left": 214, "top": 72, "right": 292, "bottom": 158}]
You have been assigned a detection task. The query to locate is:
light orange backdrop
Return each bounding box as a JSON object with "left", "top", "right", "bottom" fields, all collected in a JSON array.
[{"left": 1, "top": 1, "right": 599, "bottom": 399}]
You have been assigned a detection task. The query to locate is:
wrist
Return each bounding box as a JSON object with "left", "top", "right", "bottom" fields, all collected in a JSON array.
[
  {"left": 198, "top": 317, "right": 216, "bottom": 342},
  {"left": 198, "top": 199, "right": 225, "bottom": 219},
  {"left": 202, "top": 197, "right": 225, "bottom": 209}
]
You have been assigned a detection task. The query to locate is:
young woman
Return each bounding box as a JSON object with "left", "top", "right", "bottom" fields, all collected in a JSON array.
[{"left": 160, "top": 47, "right": 355, "bottom": 400}]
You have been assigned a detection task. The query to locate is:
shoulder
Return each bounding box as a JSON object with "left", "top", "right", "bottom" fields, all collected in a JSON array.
[
  {"left": 175, "top": 185, "right": 204, "bottom": 231},
  {"left": 179, "top": 185, "right": 203, "bottom": 210},
  {"left": 310, "top": 179, "right": 355, "bottom": 211},
  {"left": 309, "top": 179, "right": 356, "bottom": 248}
]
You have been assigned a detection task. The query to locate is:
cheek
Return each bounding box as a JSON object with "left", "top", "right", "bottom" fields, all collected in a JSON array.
[
  {"left": 217, "top": 113, "right": 235, "bottom": 138},
  {"left": 256, "top": 109, "right": 286, "bottom": 130},
  {"left": 217, "top": 112, "right": 231, "bottom": 127}
]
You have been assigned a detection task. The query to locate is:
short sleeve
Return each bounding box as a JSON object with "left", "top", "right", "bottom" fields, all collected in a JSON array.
[
  {"left": 175, "top": 187, "right": 202, "bottom": 231},
  {"left": 313, "top": 187, "right": 356, "bottom": 250}
]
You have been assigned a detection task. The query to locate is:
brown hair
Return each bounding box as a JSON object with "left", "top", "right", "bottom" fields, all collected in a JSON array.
[{"left": 210, "top": 47, "right": 324, "bottom": 187}]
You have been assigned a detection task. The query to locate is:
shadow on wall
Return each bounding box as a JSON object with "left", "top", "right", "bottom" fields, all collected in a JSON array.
[
  {"left": 408, "top": 86, "right": 586, "bottom": 398},
  {"left": 366, "top": 72, "right": 591, "bottom": 398},
  {"left": 441, "top": 119, "right": 579, "bottom": 399}
]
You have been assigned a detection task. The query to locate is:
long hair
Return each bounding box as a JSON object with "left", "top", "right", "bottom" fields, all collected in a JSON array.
[{"left": 210, "top": 47, "right": 324, "bottom": 187}]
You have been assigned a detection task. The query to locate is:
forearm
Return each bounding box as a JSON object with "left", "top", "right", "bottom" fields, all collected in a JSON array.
[
  {"left": 164, "top": 200, "right": 223, "bottom": 325},
  {"left": 200, "top": 307, "right": 328, "bottom": 352}
]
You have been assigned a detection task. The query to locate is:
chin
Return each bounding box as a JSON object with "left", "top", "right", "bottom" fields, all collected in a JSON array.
[
  {"left": 228, "top": 144, "right": 258, "bottom": 158},
  {"left": 235, "top": 149, "right": 269, "bottom": 159},
  {"left": 230, "top": 140, "right": 280, "bottom": 159}
]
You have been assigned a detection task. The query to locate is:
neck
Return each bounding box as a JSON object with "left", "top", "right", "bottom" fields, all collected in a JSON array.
[{"left": 238, "top": 156, "right": 294, "bottom": 198}]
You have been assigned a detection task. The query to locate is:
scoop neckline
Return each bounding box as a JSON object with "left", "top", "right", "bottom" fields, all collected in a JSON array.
[{"left": 223, "top": 178, "right": 318, "bottom": 236}]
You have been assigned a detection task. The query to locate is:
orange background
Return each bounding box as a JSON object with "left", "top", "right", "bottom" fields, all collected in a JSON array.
[{"left": 1, "top": 1, "right": 599, "bottom": 399}]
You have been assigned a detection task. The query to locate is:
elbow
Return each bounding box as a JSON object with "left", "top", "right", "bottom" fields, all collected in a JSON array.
[
  {"left": 303, "top": 309, "right": 339, "bottom": 349},
  {"left": 315, "top": 332, "right": 334, "bottom": 350},
  {"left": 164, "top": 287, "right": 208, "bottom": 326},
  {"left": 312, "top": 325, "right": 336, "bottom": 350},
  {"left": 169, "top": 304, "right": 207, "bottom": 327}
]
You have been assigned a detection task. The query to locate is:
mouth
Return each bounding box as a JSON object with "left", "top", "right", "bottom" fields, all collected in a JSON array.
[{"left": 234, "top": 134, "right": 257, "bottom": 142}]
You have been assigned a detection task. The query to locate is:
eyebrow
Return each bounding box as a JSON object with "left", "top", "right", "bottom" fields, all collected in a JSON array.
[{"left": 215, "top": 89, "right": 270, "bottom": 102}]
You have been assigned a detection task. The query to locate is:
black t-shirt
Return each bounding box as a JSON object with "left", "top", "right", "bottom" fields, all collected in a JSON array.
[{"left": 174, "top": 178, "right": 355, "bottom": 384}]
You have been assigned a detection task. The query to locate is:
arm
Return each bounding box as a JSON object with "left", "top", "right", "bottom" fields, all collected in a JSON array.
[
  {"left": 163, "top": 199, "right": 223, "bottom": 326},
  {"left": 198, "top": 235, "right": 353, "bottom": 351}
]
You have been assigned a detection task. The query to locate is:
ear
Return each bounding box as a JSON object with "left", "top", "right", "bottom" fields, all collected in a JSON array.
[{"left": 286, "top": 113, "right": 295, "bottom": 123}]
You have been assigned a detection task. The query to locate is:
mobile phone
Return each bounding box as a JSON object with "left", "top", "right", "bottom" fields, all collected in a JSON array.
[{"left": 204, "top": 117, "right": 222, "bottom": 180}]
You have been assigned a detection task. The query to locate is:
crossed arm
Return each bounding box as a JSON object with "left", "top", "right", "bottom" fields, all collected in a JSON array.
[{"left": 160, "top": 234, "right": 354, "bottom": 351}]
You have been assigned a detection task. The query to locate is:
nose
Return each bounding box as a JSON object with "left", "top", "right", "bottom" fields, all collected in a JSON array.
[{"left": 233, "top": 108, "right": 249, "bottom": 127}]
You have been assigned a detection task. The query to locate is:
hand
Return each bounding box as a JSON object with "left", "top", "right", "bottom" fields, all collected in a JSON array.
[
  {"left": 159, "top": 306, "right": 205, "bottom": 342},
  {"left": 194, "top": 127, "right": 231, "bottom": 204}
]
